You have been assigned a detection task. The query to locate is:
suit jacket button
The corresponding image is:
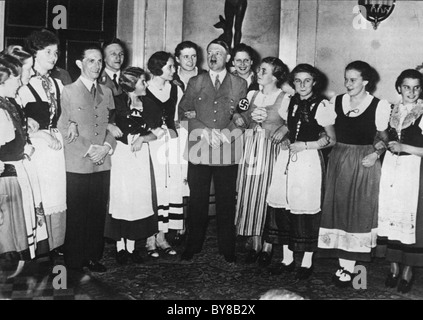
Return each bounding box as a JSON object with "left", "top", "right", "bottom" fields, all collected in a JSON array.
[
  {"left": 95, "top": 132, "right": 99, "bottom": 136},
  {"left": 214, "top": 110, "right": 217, "bottom": 113},
  {"left": 214, "top": 101, "right": 217, "bottom": 105},
  {"left": 95, "top": 124, "right": 98, "bottom": 127},
  {"left": 213, "top": 119, "right": 217, "bottom": 122},
  {"left": 94, "top": 106, "right": 98, "bottom": 109},
  {"left": 95, "top": 115, "right": 98, "bottom": 118}
]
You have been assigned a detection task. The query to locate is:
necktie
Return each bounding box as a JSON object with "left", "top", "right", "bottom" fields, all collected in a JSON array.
[
  {"left": 90, "top": 84, "right": 96, "bottom": 99},
  {"left": 112, "top": 73, "right": 119, "bottom": 89},
  {"left": 215, "top": 74, "right": 221, "bottom": 91}
]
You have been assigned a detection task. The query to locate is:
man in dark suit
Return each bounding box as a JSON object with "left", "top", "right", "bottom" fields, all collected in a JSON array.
[
  {"left": 179, "top": 39, "right": 247, "bottom": 263},
  {"left": 98, "top": 38, "right": 126, "bottom": 139},
  {"left": 58, "top": 45, "right": 116, "bottom": 272}
]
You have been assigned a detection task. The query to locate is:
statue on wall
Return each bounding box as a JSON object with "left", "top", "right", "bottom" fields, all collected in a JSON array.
[{"left": 214, "top": 0, "right": 248, "bottom": 49}]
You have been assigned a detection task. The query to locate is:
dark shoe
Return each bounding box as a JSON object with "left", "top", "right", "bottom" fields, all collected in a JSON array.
[
  {"left": 86, "top": 260, "right": 107, "bottom": 273},
  {"left": 128, "top": 250, "right": 144, "bottom": 264},
  {"left": 116, "top": 250, "right": 128, "bottom": 265},
  {"left": 295, "top": 266, "right": 314, "bottom": 280},
  {"left": 224, "top": 254, "right": 237, "bottom": 263},
  {"left": 385, "top": 272, "right": 399, "bottom": 288},
  {"left": 269, "top": 261, "right": 295, "bottom": 275},
  {"left": 160, "top": 246, "right": 177, "bottom": 256},
  {"left": 147, "top": 249, "right": 160, "bottom": 258},
  {"left": 180, "top": 251, "right": 194, "bottom": 261},
  {"left": 398, "top": 278, "right": 413, "bottom": 294},
  {"left": 257, "top": 251, "right": 273, "bottom": 267},
  {"left": 244, "top": 250, "right": 260, "bottom": 264}
]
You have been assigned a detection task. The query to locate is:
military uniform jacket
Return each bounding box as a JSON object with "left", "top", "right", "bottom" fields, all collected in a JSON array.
[
  {"left": 178, "top": 71, "right": 248, "bottom": 166},
  {"left": 58, "top": 78, "right": 117, "bottom": 174}
]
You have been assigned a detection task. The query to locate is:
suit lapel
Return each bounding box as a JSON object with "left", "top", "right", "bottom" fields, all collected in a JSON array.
[{"left": 76, "top": 79, "right": 92, "bottom": 103}]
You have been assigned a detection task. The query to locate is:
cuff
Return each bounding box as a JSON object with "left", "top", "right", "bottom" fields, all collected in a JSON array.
[{"left": 104, "top": 142, "right": 114, "bottom": 155}]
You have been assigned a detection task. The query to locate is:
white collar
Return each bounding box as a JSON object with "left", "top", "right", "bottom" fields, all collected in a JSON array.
[
  {"left": 104, "top": 68, "right": 120, "bottom": 80},
  {"left": 79, "top": 76, "right": 97, "bottom": 92},
  {"left": 209, "top": 69, "right": 227, "bottom": 82}
]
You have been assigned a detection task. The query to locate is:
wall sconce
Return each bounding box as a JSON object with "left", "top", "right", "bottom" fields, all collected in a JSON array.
[{"left": 358, "top": 0, "right": 396, "bottom": 30}]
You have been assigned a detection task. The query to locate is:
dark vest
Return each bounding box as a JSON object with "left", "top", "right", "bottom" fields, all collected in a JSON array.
[
  {"left": 388, "top": 112, "right": 423, "bottom": 156},
  {"left": 0, "top": 98, "right": 26, "bottom": 162},
  {"left": 24, "top": 78, "right": 61, "bottom": 129},
  {"left": 143, "top": 84, "right": 178, "bottom": 138},
  {"left": 334, "top": 94, "right": 379, "bottom": 145},
  {"left": 114, "top": 92, "right": 150, "bottom": 145},
  {"left": 287, "top": 94, "right": 325, "bottom": 142}
]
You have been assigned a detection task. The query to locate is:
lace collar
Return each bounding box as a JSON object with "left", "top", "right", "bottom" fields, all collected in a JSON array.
[{"left": 390, "top": 100, "right": 423, "bottom": 131}]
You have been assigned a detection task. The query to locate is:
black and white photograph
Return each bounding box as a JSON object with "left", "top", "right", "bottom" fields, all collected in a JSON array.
[{"left": 1, "top": 0, "right": 423, "bottom": 305}]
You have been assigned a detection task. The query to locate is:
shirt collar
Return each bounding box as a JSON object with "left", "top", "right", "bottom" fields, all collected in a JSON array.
[
  {"left": 104, "top": 68, "right": 120, "bottom": 80},
  {"left": 209, "top": 69, "right": 227, "bottom": 83},
  {"left": 79, "top": 76, "right": 97, "bottom": 91}
]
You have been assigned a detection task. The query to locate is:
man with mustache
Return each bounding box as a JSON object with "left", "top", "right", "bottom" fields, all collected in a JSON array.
[
  {"left": 58, "top": 45, "right": 116, "bottom": 273},
  {"left": 179, "top": 39, "right": 247, "bottom": 263}
]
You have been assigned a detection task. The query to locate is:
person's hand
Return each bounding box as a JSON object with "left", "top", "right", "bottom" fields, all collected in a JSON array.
[
  {"left": 272, "top": 127, "right": 287, "bottom": 144},
  {"left": 89, "top": 145, "right": 110, "bottom": 163},
  {"left": 44, "top": 132, "right": 62, "bottom": 150},
  {"left": 388, "top": 141, "right": 404, "bottom": 153},
  {"left": 184, "top": 111, "right": 196, "bottom": 119},
  {"left": 131, "top": 136, "right": 144, "bottom": 153},
  {"left": 251, "top": 107, "right": 267, "bottom": 123},
  {"left": 152, "top": 127, "right": 165, "bottom": 140},
  {"left": 281, "top": 139, "right": 290, "bottom": 150},
  {"left": 362, "top": 152, "right": 378, "bottom": 168},
  {"left": 374, "top": 140, "right": 387, "bottom": 151},
  {"left": 289, "top": 141, "right": 307, "bottom": 153},
  {"left": 27, "top": 117, "right": 39, "bottom": 134},
  {"left": 107, "top": 123, "right": 123, "bottom": 138},
  {"left": 67, "top": 122, "right": 79, "bottom": 143},
  {"left": 232, "top": 113, "right": 246, "bottom": 128},
  {"left": 0, "top": 160, "right": 4, "bottom": 175}
]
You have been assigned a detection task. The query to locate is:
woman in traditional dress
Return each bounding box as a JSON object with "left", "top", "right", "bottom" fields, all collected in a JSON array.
[
  {"left": 0, "top": 54, "right": 47, "bottom": 263},
  {"left": 378, "top": 69, "right": 423, "bottom": 293},
  {"left": 105, "top": 67, "right": 158, "bottom": 265},
  {"left": 266, "top": 64, "right": 336, "bottom": 280},
  {"left": 143, "top": 51, "right": 188, "bottom": 258},
  {"left": 233, "top": 57, "right": 289, "bottom": 265},
  {"left": 317, "top": 61, "right": 390, "bottom": 287},
  {"left": 18, "top": 29, "right": 67, "bottom": 254}
]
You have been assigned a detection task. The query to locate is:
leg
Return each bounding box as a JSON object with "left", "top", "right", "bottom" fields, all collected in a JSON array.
[
  {"left": 213, "top": 165, "right": 238, "bottom": 259},
  {"left": 85, "top": 171, "right": 110, "bottom": 263},
  {"left": 233, "top": 0, "right": 248, "bottom": 47},
  {"left": 64, "top": 173, "right": 90, "bottom": 269},
  {"left": 184, "top": 163, "right": 212, "bottom": 254}
]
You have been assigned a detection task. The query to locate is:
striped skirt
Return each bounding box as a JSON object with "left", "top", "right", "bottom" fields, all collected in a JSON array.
[{"left": 235, "top": 128, "right": 281, "bottom": 236}]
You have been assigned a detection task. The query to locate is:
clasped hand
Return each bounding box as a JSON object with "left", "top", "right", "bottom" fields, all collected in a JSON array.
[{"left": 86, "top": 145, "right": 110, "bottom": 165}]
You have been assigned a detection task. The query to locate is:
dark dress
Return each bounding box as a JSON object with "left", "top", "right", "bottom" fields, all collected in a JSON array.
[
  {"left": 105, "top": 93, "right": 158, "bottom": 241},
  {"left": 318, "top": 94, "right": 383, "bottom": 262}
]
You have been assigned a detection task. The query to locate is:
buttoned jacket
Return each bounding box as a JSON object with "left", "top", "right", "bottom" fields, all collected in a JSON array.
[
  {"left": 58, "top": 78, "right": 116, "bottom": 174},
  {"left": 179, "top": 71, "right": 247, "bottom": 165}
]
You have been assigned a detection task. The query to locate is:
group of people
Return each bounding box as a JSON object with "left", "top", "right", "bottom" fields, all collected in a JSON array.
[{"left": 1, "top": 30, "right": 423, "bottom": 295}]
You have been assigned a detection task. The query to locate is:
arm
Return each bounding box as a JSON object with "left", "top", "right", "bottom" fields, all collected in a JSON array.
[
  {"left": 58, "top": 88, "right": 79, "bottom": 144},
  {"left": 388, "top": 142, "right": 423, "bottom": 157}
]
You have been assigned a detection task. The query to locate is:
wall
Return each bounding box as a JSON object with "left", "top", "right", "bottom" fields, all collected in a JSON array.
[
  {"left": 299, "top": 0, "right": 423, "bottom": 104},
  {"left": 183, "top": 0, "right": 281, "bottom": 70}
]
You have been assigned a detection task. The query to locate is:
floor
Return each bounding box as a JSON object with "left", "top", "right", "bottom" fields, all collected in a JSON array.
[{"left": 1, "top": 218, "right": 423, "bottom": 301}]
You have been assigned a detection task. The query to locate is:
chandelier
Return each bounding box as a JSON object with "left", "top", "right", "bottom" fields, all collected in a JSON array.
[{"left": 358, "top": 0, "right": 396, "bottom": 30}]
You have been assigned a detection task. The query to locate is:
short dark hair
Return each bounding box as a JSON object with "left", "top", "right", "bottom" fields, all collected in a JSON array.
[
  {"left": 102, "top": 38, "right": 125, "bottom": 54},
  {"left": 395, "top": 69, "right": 423, "bottom": 94},
  {"left": 77, "top": 45, "right": 102, "bottom": 61},
  {"left": 0, "top": 54, "right": 22, "bottom": 85},
  {"left": 147, "top": 51, "right": 173, "bottom": 76},
  {"left": 25, "top": 29, "right": 59, "bottom": 56},
  {"left": 175, "top": 41, "right": 199, "bottom": 58},
  {"left": 261, "top": 57, "right": 290, "bottom": 88},
  {"left": 345, "top": 60, "right": 379, "bottom": 94},
  {"left": 289, "top": 63, "right": 327, "bottom": 94},
  {"left": 120, "top": 66, "right": 147, "bottom": 93},
  {"left": 207, "top": 39, "right": 231, "bottom": 55}
]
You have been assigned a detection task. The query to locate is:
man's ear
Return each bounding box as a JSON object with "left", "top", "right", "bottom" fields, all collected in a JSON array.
[
  {"left": 226, "top": 54, "right": 231, "bottom": 64},
  {"left": 75, "top": 60, "right": 82, "bottom": 70}
]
